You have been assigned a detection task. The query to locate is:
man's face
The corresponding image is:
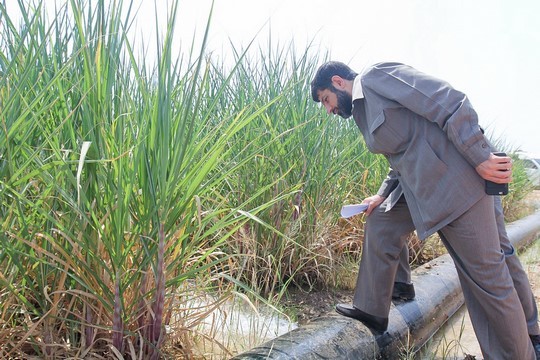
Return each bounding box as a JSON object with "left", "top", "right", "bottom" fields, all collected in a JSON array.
[{"left": 317, "top": 87, "right": 353, "bottom": 119}]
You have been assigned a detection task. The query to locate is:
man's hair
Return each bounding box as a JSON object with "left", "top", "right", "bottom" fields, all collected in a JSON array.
[{"left": 310, "top": 61, "right": 358, "bottom": 102}]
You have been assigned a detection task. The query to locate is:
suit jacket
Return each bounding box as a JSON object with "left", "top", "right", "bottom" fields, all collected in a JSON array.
[{"left": 352, "top": 62, "right": 492, "bottom": 239}]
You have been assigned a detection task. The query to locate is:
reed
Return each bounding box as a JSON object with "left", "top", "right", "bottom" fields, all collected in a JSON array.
[{"left": 0, "top": 0, "right": 275, "bottom": 357}]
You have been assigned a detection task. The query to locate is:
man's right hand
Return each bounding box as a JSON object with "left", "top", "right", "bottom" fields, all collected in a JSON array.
[
  {"left": 475, "top": 153, "right": 513, "bottom": 183},
  {"left": 362, "top": 194, "right": 386, "bottom": 216}
]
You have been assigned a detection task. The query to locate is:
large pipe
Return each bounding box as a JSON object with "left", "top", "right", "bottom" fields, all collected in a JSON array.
[{"left": 232, "top": 210, "right": 540, "bottom": 359}]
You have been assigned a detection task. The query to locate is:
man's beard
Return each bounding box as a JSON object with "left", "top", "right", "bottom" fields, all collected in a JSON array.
[{"left": 335, "top": 88, "right": 353, "bottom": 118}]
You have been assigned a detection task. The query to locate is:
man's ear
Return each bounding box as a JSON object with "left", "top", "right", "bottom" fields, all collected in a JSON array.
[{"left": 331, "top": 75, "right": 346, "bottom": 90}]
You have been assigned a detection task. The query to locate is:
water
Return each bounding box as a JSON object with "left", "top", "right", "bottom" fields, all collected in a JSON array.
[{"left": 169, "top": 291, "right": 298, "bottom": 358}]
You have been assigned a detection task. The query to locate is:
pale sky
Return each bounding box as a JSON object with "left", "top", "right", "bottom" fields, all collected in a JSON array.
[
  {"left": 134, "top": 0, "right": 540, "bottom": 154},
  {"left": 7, "top": 0, "right": 540, "bottom": 154}
]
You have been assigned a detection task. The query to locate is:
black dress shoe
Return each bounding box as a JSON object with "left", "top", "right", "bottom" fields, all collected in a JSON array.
[
  {"left": 392, "top": 282, "right": 415, "bottom": 301},
  {"left": 530, "top": 334, "right": 540, "bottom": 359},
  {"left": 335, "top": 304, "right": 388, "bottom": 332}
]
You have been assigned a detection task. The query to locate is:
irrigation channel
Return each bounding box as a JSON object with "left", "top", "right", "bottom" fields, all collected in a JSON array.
[{"left": 223, "top": 191, "right": 540, "bottom": 360}]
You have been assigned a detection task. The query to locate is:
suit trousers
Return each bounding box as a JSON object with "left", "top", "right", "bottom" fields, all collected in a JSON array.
[
  {"left": 353, "top": 195, "right": 536, "bottom": 359},
  {"left": 493, "top": 196, "right": 540, "bottom": 336}
]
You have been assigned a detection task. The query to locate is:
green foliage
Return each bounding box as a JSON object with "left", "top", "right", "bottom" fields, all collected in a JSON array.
[
  {"left": 485, "top": 134, "right": 536, "bottom": 220},
  {"left": 0, "top": 0, "right": 386, "bottom": 358}
]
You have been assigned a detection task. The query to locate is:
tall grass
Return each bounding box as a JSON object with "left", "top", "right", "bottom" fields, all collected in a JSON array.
[
  {"left": 0, "top": 0, "right": 280, "bottom": 357},
  {"left": 0, "top": 0, "right": 387, "bottom": 358},
  {"left": 212, "top": 42, "right": 390, "bottom": 298}
]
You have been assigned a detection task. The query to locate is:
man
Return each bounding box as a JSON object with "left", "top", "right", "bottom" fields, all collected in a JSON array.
[
  {"left": 311, "top": 61, "right": 539, "bottom": 359},
  {"left": 365, "top": 178, "right": 540, "bottom": 349}
]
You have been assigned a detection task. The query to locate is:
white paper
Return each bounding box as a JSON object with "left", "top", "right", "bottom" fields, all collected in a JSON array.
[{"left": 340, "top": 204, "right": 369, "bottom": 218}]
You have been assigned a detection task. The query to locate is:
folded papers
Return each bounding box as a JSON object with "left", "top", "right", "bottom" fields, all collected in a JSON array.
[{"left": 340, "top": 204, "right": 369, "bottom": 218}]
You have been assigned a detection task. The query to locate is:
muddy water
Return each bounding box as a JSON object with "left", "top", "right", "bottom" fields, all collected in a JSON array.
[{"left": 180, "top": 294, "right": 297, "bottom": 358}]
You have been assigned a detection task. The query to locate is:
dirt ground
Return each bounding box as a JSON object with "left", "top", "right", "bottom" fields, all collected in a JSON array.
[{"left": 282, "top": 286, "right": 354, "bottom": 325}]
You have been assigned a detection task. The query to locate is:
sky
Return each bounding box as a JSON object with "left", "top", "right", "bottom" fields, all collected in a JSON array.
[
  {"left": 7, "top": 0, "right": 540, "bottom": 154},
  {"left": 133, "top": 0, "right": 540, "bottom": 154}
]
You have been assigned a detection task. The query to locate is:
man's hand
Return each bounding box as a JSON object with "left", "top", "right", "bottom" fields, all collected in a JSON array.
[
  {"left": 475, "top": 153, "right": 513, "bottom": 184},
  {"left": 362, "top": 194, "right": 386, "bottom": 215}
]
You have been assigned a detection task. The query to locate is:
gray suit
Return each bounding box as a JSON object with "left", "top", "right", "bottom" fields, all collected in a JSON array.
[{"left": 351, "top": 62, "right": 536, "bottom": 359}]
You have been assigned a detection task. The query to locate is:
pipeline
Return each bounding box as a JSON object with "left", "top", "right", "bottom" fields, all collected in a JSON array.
[{"left": 232, "top": 210, "right": 540, "bottom": 359}]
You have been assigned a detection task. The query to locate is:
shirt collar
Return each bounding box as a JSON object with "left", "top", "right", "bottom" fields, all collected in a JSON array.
[{"left": 352, "top": 74, "right": 364, "bottom": 100}]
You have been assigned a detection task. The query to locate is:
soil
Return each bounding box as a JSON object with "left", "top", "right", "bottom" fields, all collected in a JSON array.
[
  {"left": 281, "top": 248, "right": 442, "bottom": 326},
  {"left": 280, "top": 238, "right": 443, "bottom": 326},
  {"left": 282, "top": 286, "right": 353, "bottom": 325}
]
